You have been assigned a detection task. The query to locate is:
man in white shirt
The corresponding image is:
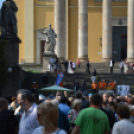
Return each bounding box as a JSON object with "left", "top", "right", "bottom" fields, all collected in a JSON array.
[
  {"left": 112, "top": 105, "right": 134, "bottom": 134},
  {"left": 17, "top": 89, "right": 39, "bottom": 134}
]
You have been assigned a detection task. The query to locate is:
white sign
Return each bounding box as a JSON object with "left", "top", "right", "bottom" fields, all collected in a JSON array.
[{"left": 117, "top": 85, "right": 130, "bottom": 96}]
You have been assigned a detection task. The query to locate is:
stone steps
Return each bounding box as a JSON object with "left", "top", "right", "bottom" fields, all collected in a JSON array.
[{"left": 21, "top": 72, "right": 134, "bottom": 94}]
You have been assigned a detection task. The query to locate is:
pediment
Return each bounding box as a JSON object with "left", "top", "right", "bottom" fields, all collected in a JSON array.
[{"left": 35, "top": 27, "right": 48, "bottom": 33}]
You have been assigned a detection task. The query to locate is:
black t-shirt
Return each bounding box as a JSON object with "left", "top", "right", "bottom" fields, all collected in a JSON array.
[
  {"left": 0, "top": 109, "right": 18, "bottom": 134},
  {"left": 100, "top": 107, "right": 117, "bottom": 129},
  {"left": 81, "top": 99, "right": 90, "bottom": 110}
]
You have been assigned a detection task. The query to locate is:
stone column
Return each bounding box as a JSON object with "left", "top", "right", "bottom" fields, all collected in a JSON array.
[
  {"left": 55, "top": 0, "right": 66, "bottom": 58},
  {"left": 36, "top": 38, "right": 40, "bottom": 64},
  {"left": 78, "top": 0, "right": 88, "bottom": 62},
  {"left": 127, "top": 0, "right": 134, "bottom": 62},
  {"left": 102, "top": 0, "right": 112, "bottom": 62}
]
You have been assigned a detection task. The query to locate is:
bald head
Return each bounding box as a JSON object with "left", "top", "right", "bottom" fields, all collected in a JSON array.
[{"left": 0, "top": 97, "right": 8, "bottom": 111}]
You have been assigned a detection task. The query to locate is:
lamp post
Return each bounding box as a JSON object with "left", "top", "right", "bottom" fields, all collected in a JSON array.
[{"left": 99, "top": 37, "right": 102, "bottom": 46}]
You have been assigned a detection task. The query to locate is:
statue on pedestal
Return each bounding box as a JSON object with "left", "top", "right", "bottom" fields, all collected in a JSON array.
[
  {"left": 41, "top": 24, "right": 57, "bottom": 53},
  {"left": 0, "top": 0, "right": 18, "bottom": 37}
]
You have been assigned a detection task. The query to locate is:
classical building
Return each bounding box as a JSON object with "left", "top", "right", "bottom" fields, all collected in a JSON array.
[{"left": 13, "top": 0, "right": 134, "bottom": 63}]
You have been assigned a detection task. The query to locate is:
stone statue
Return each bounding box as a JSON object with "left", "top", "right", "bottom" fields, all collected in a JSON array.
[
  {"left": 41, "top": 24, "right": 57, "bottom": 52},
  {"left": 0, "top": 0, "right": 18, "bottom": 37}
]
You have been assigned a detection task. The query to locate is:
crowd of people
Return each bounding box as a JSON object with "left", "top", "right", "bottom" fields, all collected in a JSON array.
[
  {"left": 0, "top": 88, "right": 134, "bottom": 134},
  {"left": 119, "top": 59, "right": 134, "bottom": 74},
  {"left": 49, "top": 57, "right": 91, "bottom": 74}
]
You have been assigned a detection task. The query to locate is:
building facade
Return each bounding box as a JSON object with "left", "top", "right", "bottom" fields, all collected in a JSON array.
[{"left": 14, "top": 0, "right": 134, "bottom": 63}]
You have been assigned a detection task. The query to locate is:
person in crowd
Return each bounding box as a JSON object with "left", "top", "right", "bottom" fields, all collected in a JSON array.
[
  {"left": 68, "top": 59, "right": 73, "bottom": 73},
  {"left": 32, "top": 93, "right": 40, "bottom": 104},
  {"left": 109, "top": 58, "right": 115, "bottom": 73},
  {"left": 112, "top": 105, "right": 134, "bottom": 134},
  {"left": 86, "top": 60, "right": 90, "bottom": 74},
  {"left": 51, "top": 99, "right": 70, "bottom": 132},
  {"left": 127, "top": 96, "right": 134, "bottom": 105},
  {"left": 10, "top": 96, "right": 18, "bottom": 111},
  {"left": 64, "top": 91, "right": 69, "bottom": 98},
  {"left": 45, "top": 94, "right": 55, "bottom": 102},
  {"left": 119, "top": 60, "right": 124, "bottom": 73},
  {"left": 49, "top": 56, "right": 56, "bottom": 73},
  {"left": 31, "top": 81, "right": 38, "bottom": 94},
  {"left": 82, "top": 80, "right": 87, "bottom": 95},
  {"left": 98, "top": 79, "right": 107, "bottom": 95},
  {"left": 103, "top": 93, "right": 109, "bottom": 102},
  {"left": 113, "top": 98, "right": 121, "bottom": 112},
  {"left": 130, "top": 63, "right": 134, "bottom": 74},
  {"left": 75, "top": 91, "right": 89, "bottom": 110},
  {"left": 108, "top": 95, "right": 114, "bottom": 102},
  {"left": 59, "top": 80, "right": 64, "bottom": 87},
  {"left": 88, "top": 93, "right": 92, "bottom": 101},
  {"left": 17, "top": 89, "right": 39, "bottom": 134},
  {"left": 64, "top": 59, "right": 68, "bottom": 73},
  {"left": 91, "top": 67, "right": 97, "bottom": 82},
  {"left": 55, "top": 56, "right": 59, "bottom": 72},
  {"left": 69, "top": 97, "right": 74, "bottom": 103},
  {"left": 108, "top": 79, "right": 116, "bottom": 93},
  {"left": 58, "top": 96, "right": 70, "bottom": 115},
  {"left": 72, "top": 94, "right": 110, "bottom": 134},
  {"left": 124, "top": 62, "right": 128, "bottom": 74},
  {"left": 91, "top": 81, "right": 98, "bottom": 94},
  {"left": 101, "top": 101, "right": 117, "bottom": 131},
  {"left": 68, "top": 99, "right": 82, "bottom": 132},
  {"left": 32, "top": 102, "right": 67, "bottom": 134},
  {"left": 77, "top": 59, "right": 81, "bottom": 68},
  {"left": 56, "top": 91, "right": 62, "bottom": 102},
  {"left": 119, "top": 95, "right": 126, "bottom": 102},
  {"left": 0, "top": 97, "right": 18, "bottom": 134},
  {"left": 107, "top": 101, "right": 115, "bottom": 113},
  {"left": 74, "top": 80, "right": 79, "bottom": 91},
  {"left": 72, "top": 62, "right": 76, "bottom": 72},
  {"left": 128, "top": 105, "right": 134, "bottom": 119},
  {"left": 64, "top": 81, "right": 71, "bottom": 89}
]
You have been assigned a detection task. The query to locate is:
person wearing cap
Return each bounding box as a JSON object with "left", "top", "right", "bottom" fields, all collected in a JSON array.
[{"left": 31, "top": 82, "right": 38, "bottom": 94}]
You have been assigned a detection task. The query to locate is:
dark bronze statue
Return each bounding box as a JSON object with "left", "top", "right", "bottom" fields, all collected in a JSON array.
[{"left": 0, "top": 0, "right": 18, "bottom": 37}]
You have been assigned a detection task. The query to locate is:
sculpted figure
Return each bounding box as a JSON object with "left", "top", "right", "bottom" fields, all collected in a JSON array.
[
  {"left": 0, "top": 0, "right": 18, "bottom": 37},
  {"left": 41, "top": 24, "right": 57, "bottom": 52}
]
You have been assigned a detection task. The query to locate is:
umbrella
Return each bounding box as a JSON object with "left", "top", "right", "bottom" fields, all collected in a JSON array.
[{"left": 39, "top": 85, "right": 73, "bottom": 92}]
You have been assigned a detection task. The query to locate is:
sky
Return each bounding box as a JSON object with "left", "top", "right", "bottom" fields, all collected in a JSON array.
[{"left": 0, "top": 0, "right": 5, "bottom": 9}]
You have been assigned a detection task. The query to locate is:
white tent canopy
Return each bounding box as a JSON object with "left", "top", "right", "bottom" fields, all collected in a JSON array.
[{"left": 40, "top": 85, "right": 73, "bottom": 92}]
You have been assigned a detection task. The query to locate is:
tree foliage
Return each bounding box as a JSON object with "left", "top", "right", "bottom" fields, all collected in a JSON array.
[{"left": 0, "top": 40, "right": 8, "bottom": 95}]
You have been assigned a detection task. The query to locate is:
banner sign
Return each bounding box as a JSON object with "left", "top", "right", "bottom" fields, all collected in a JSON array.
[
  {"left": 56, "top": 72, "right": 64, "bottom": 86},
  {"left": 117, "top": 85, "right": 130, "bottom": 96}
]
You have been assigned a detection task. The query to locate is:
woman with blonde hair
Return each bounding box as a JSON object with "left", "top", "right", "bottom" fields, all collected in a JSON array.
[{"left": 32, "top": 102, "right": 67, "bottom": 134}]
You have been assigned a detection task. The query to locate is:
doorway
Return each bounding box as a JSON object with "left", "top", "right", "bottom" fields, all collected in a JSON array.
[
  {"left": 121, "top": 35, "right": 127, "bottom": 60},
  {"left": 40, "top": 41, "right": 45, "bottom": 64}
]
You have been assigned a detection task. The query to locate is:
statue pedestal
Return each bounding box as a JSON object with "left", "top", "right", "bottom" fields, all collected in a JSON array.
[
  {"left": 0, "top": 37, "right": 23, "bottom": 96},
  {"left": 43, "top": 52, "right": 57, "bottom": 71}
]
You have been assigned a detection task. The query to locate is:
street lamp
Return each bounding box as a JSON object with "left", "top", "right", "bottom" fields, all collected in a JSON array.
[{"left": 99, "top": 37, "right": 102, "bottom": 46}]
